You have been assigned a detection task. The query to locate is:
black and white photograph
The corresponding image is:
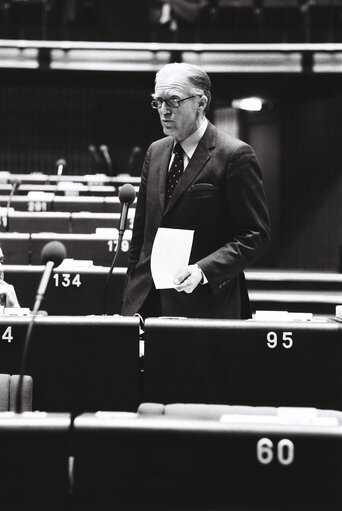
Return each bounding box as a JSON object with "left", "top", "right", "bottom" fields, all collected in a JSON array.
[{"left": 0, "top": 1, "right": 341, "bottom": 509}]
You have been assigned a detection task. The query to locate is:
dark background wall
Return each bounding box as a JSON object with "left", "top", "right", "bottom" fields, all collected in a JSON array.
[
  {"left": 242, "top": 93, "right": 342, "bottom": 271},
  {"left": 244, "top": 109, "right": 281, "bottom": 269},
  {"left": 0, "top": 70, "right": 161, "bottom": 176},
  {"left": 278, "top": 94, "right": 342, "bottom": 271}
]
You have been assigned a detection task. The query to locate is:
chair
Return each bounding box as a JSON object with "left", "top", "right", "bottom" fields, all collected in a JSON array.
[{"left": 0, "top": 374, "right": 33, "bottom": 411}]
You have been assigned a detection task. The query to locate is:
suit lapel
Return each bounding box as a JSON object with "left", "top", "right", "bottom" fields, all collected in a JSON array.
[
  {"left": 158, "top": 138, "right": 173, "bottom": 212},
  {"left": 164, "top": 122, "right": 216, "bottom": 216}
]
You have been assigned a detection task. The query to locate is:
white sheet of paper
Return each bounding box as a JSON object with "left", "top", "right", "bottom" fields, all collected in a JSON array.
[{"left": 151, "top": 227, "right": 194, "bottom": 289}]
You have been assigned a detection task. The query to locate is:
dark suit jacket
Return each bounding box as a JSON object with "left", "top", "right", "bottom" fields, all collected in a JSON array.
[{"left": 121, "top": 121, "right": 271, "bottom": 319}]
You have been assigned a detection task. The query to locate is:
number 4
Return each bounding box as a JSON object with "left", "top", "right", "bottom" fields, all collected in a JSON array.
[
  {"left": 72, "top": 274, "right": 81, "bottom": 287},
  {"left": 2, "top": 326, "right": 13, "bottom": 343}
]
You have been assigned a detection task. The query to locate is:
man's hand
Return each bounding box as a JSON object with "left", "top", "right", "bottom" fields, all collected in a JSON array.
[{"left": 173, "top": 264, "right": 203, "bottom": 294}]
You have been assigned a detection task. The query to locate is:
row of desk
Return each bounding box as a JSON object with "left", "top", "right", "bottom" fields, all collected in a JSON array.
[
  {"left": 4, "top": 266, "right": 342, "bottom": 316},
  {"left": 0, "top": 233, "right": 131, "bottom": 266},
  {"left": 3, "top": 265, "right": 340, "bottom": 316},
  {"left": 1, "top": 211, "right": 134, "bottom": 233},
  {"left": 0, "top": 183, "right": 118, "bottom": 197},
  {"left": 0, "top": 194, "right": 131, "bottom": 213},
  {"left": 0, "top": 316, "right": 341, "bottom": 413},
  {"left": 0, "top": 171, "right": 141, "bottom": 186},
  {"left": 0, "top": 180, "right": 340, "bottom": 315},
  {"left": 1, "top": 409, "right": 341, "bottom": 510}
]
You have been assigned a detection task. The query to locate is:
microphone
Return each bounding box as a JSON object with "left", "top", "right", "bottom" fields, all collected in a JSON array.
[
  {"left": 99, "top": 144, "right": 113, "bottom": 176},
  {"left": 103, "top": 184, "right": 136, "bottom": 315},
  {"left": 33, "top": 241, "right": 67, "bottom": 313},
  {"left": 4, "top": 178, "right": 21, "bottom": 232},
  {"left": 56, "top": 158, "right": 67, "bottom": 176},
  {"left": 118, "top": 183, "right": 136, "bottom": 237},
  {"left": 88, "top": 144, "right": 102, "bottom": 171},
  {"left": 128, "top": 146, "right": 142, "bottom": 176},
  {"left": 15, "top": 240, "right": 67, "bottom": 413}
]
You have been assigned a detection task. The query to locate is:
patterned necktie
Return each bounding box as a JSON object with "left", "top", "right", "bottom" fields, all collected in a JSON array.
[{"left": 166, "top": 142, "right": 184, "bottom": 204}]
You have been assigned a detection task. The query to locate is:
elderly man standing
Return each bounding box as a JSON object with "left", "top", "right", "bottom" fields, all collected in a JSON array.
[{"left": 122, "top": 62, "right": 271, "bottom": 319}]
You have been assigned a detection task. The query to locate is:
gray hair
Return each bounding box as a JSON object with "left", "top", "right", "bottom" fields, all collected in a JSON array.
[{"left": 155, "top": 62, "right": 212, "bottom": 113}]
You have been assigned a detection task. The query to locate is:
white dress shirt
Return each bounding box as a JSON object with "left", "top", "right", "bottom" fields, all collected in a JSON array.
[{"left": 168, "top": 118, "right": 208, "bottom": 171}]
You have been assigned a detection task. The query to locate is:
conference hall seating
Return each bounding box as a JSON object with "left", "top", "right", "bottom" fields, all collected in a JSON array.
[
  {"left": 247, "top": 269, "right": 342, "bottom": 315},
  {"left": 0, "top": 171, "right": 339, "bottom": 316},
  {"left": 0, "top": 183, "right": 117, "bottom": 197},
  {"left": 0, "top": 232, "right": 131, "bottom": 266},
  {"left": 0, "top": 412, "right": 71, "bottom": 511},
  {"left": 2, "top": 405, "right": 341, "bottom": 510},
  {"left": 0, "top": 316, "right": 140, "bottom": 413},
  {"left": 2, "top": 261, "right": 340, "bottom": 317},
  {"left": 0, "top": 194, "right": 124, "bottom": 213},
  {"left": 3, "top": 211, "right": 128, "bottom": 234},
  {"left": 0, "top": 373, "right": 32, "bottom": 411},
  {"left": 2, "top": 265, "right": 126, "bottom": 316},
  {"left": 143, "top": 317, "right": 342, "bottom": 410},
  {"left": 0, "top": 171, "right": 140, "bottom": 186},
  {"left": 72, "top": 407, "right": 342, "bottom": 510},
  {"left": 2, "top": 264, "right": 340, "bottom": 317}
]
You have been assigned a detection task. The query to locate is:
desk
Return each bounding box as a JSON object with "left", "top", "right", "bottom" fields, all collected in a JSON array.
[
  {"left": 0, "top": 171, "right": 140, "bottom": 186},
  {"left": 3, "top": 211, "right": 134, "bottom": 234},
  {"left": 5, "top": 211, "right": 70, "bottom": 233},
  {"left": 3, "top": 265, "right": 126, "bottom": 315},
  {"left": 73, "top": 411, "right": 342, "bottom": 511},
  {"left": 0, "top": 232, "right": 131, "bottom": 266},
  {"left": 0, "top": 413, "right": 71, "bottom": 510},
  {"left": 30, "top": 232, "right": 130, "bottom": 266},
  {"left": 246, "top": 269, "right": 342, "bottom": 315},
  {"left": 143, "top": 318, "right": 342, "bottom": 410},
  {"left": 0, "top": 316, "right": 140, "bottom": 413},
  {"left": 0, "top": 183, "right": 117, "bottom": 196},
  {"left": 0, "top": 195, "right": 127, "bottom": 213}
]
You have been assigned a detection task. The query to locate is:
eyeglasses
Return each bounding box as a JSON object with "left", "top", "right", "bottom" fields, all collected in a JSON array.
[{"left": 151, "top": 95, "right": 197, "bottom": 109}]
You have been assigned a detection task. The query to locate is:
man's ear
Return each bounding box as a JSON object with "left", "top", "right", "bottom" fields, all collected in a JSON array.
[{"left": 198, "top": 95, "right": 208, "bottom": 112}]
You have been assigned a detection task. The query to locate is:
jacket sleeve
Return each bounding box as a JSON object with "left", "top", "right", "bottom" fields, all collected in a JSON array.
[{"left": 197, "top": 143, "right": 271, "bottom": 293}]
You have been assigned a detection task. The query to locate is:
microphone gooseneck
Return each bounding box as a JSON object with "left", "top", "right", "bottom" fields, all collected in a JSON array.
[
  {"left": 128, "top": 146, "right": 142, "bottom": 175},
  {"left": 103, "top": 183, "right": 136, "bottom": 315},
  {"left": 56, "top": 158, "right": 67, "bottom": 176},
  {"left": 4, "top": 178, "right": 21, "bottom": 232},
  {"left": 99, "top": 144, "right": 113, "bottom": 176},
  {"left": 15, "top": 241, "right": 67, "bottom": 413},
  {"left": 88, "top": 144, "right": 102, "bottom": 171}
]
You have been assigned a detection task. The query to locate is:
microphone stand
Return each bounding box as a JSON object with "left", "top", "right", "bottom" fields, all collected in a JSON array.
[
  {"left": 103, "top": 184, "right": 135, "bottom": 315},
  {"left": 16, "top": 261, "right": 57, "bottom": 412},
  {"left": 102, "top": 231, "right": 123, "bottom": 316},
  {"left": 15, "top": 242, "right": 66, "bottom": 413},
  {"left": 5, "top": 182, "right": 19, "bottom": 232},
  {"left": 14, "top": 297, "right": 41, "bottom": 413}
]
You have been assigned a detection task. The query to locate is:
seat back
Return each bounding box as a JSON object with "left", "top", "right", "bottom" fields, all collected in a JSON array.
[{"left": 0, "top": 374, "right": 32, "bottom": 411}]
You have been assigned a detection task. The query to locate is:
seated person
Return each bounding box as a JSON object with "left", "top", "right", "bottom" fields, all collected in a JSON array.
[{"left": 0, "top": 246, "right": 20, "bottom": 308}]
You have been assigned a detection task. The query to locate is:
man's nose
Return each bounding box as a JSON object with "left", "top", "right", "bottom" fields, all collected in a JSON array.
[{"left": 159, "top": 101, "right": 171, "bottom": 114}]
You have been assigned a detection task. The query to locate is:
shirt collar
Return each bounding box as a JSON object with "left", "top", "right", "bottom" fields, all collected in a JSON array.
[{"left": 176, "top": 118, "right": 208, "bottom": 160}]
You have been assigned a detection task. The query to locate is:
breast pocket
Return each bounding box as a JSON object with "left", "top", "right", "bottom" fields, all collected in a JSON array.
[{"left": 188, "top": 183, "right": 221, "bottom": 198}]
